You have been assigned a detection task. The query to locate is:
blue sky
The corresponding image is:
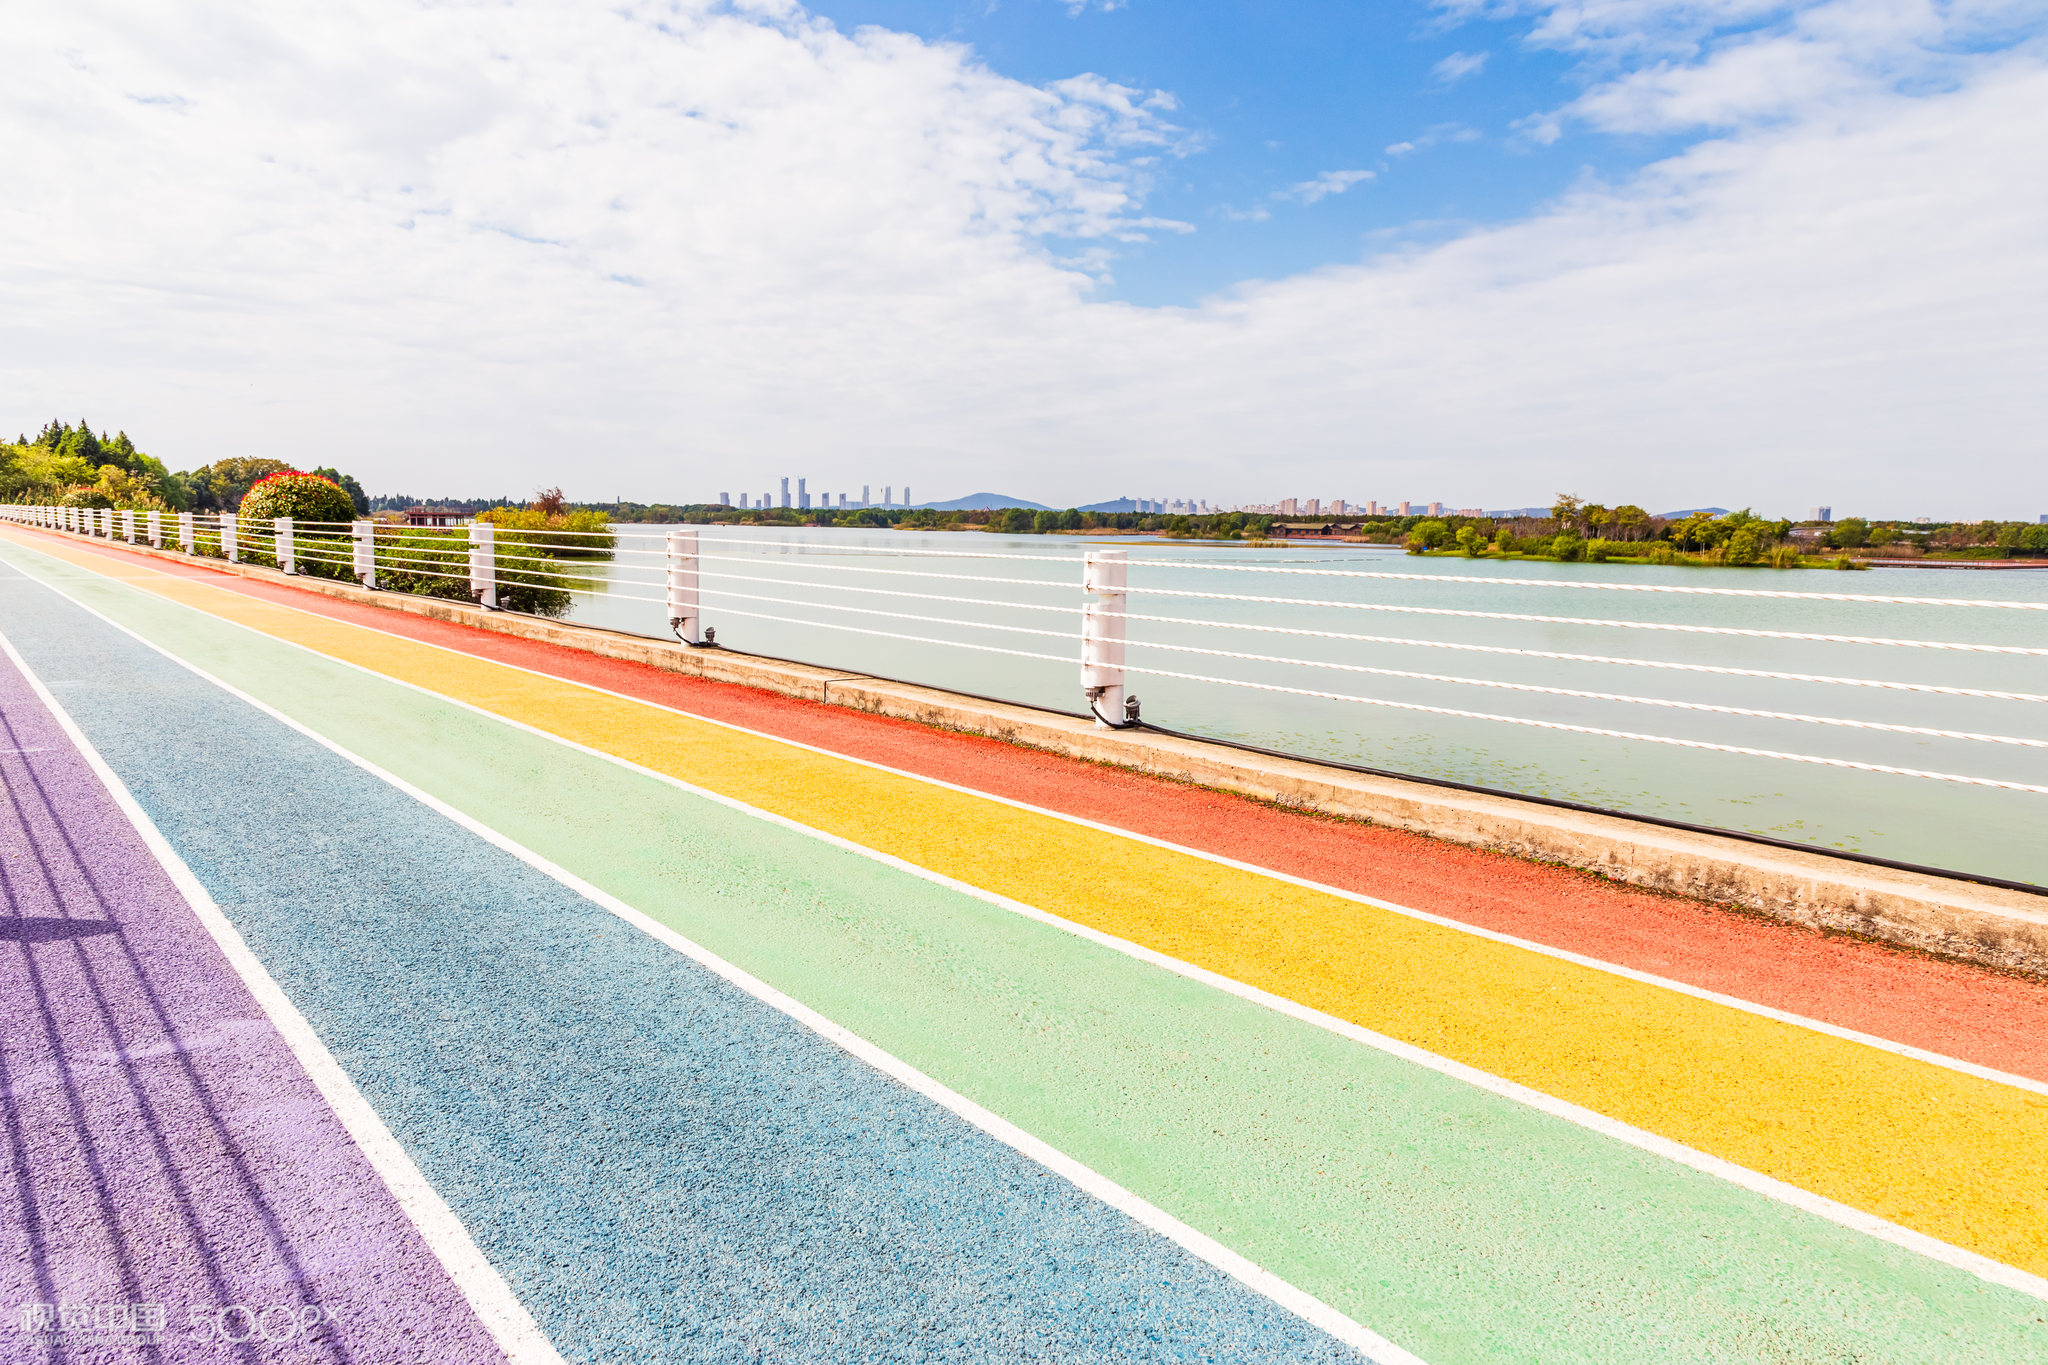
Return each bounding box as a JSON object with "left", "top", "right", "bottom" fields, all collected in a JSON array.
[
  {"left": 5, "top": 0, "right": 2047, "bottom": 514},
  {"left": 813, "top": 0, "right": 1671, "bottom": 305}
]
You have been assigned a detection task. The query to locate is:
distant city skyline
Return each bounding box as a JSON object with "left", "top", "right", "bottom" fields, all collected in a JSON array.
[{"left": 700, "top": 484, "right": 1988, "bottom": 523}]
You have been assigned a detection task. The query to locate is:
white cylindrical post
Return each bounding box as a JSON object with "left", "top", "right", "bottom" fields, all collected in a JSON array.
[
  {"left": 469, "top": 521, "right": 495, "bottom": 608},
  {"left": 353, "top": 520, "right": 375, "bottom": 587},
  {"left": 276, "top": 517, "right": 295, "bottom": 574},
  {"left": 1081, "top": 548, "right": 1129, "bottom": 727},
  {"left": 148, "top": 510, "right": 162, "bottom": 548},
  {"left": 122, "top": 509, "right": 136, "bottom": 542},
  {"left": 179, "top": 512, "right": 194, "bottom": 554},
  {"left": 666, "top": 528, "right": 701, "bottom": 644},
  {"left": 99, "top": 508, "right": 113, "bottom": 538},
  {"left": 221, "top": 513, "right": 239, "bottom": 562}
]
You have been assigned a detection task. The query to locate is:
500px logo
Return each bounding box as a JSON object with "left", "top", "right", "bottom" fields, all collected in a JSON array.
[
  {"left": 17, "top": 1301, "right": 336, "bottom": 1343},
  {"left": 189, "top": 1303, "right": 336, "bottom": 1342}
]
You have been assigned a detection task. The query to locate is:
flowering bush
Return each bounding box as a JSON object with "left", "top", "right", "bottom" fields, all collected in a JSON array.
[{"left": 237, "top": 471, "right": 356, "bottom": 525}]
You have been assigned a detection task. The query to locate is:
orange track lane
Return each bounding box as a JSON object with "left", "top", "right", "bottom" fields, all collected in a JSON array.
[{"left": 42, "top": 532, "right": 2048, "bottom": 1081}]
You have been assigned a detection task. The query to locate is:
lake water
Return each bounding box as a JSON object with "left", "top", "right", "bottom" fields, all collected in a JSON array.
[{"left": 548, "top": 525, "right": 2048, "bottom": 885}]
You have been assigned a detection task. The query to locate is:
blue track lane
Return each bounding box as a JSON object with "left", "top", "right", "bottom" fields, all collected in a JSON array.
[{"left": 2, "top": 564, "right": 1368, "bottom": 1362}]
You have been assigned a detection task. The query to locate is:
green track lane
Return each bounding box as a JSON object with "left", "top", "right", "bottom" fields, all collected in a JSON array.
[{"left": 11, "top": 541, "right": 2047, "bottom": 1365}]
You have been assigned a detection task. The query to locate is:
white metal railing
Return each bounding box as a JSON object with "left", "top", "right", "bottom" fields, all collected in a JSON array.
[{"left": 3, "top": 504, "right": 2044, "bottom": 797}]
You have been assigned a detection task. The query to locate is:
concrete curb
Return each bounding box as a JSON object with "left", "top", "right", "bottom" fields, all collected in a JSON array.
[{"left": 28, "top": 527, "right": 2048, "bottom": 977}]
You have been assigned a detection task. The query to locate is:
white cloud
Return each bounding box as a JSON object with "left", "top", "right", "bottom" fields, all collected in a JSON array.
[
  {"left": 3, "top": 0, "right": 2046, "bottom": 515},
  {"left": 1281, "top": 169, "right": 1377, "bottom": 204},
  {"left": 1386, "top": 123, "right": 1484, "bottom": 155},
  {"left": 1433, "top": 50, "right": 1491, "bottom": 84},
  {"left": 1451, "top": 0, "right": 2046, "bottom": 138}
]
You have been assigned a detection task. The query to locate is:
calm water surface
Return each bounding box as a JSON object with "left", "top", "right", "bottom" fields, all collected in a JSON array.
[{"left": 551, "top": 526, "right": 2048, "bottom": 884}]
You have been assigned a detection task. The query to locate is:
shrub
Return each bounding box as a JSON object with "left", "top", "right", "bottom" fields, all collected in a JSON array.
[
  {"left": 374, "top": 529, "right": 574, "bottom": 617},
  {"left": 1725, "top": 527, "right": 1763, "bottom": 566},
  {"left": 1551, "top": 533, "right": 1585, "bottom": 562},
  {"left": 239, "top": 471, "right": 358, "bottom": 526},
  {"left": 472, "top": 505, "right": 616, "bottom": 558}
]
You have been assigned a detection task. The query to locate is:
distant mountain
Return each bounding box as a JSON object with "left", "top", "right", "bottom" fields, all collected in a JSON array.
[
  {"left": 1655, "top": 506, "right": 1731, "bottom": 519},
  {"left": 1484, "top": 507, "right": 1552, "bottom": 519},
  {"left": 1078, "top": 497, "right": 1142, "bottom": 513},
  {"left": 913, "top": 491, "right": 1049, "bottom": 511}
]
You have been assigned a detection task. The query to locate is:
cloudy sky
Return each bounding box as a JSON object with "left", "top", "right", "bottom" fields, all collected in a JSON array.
[{"left": 4, "top": 0, "right": 2044, "bottom": 515}]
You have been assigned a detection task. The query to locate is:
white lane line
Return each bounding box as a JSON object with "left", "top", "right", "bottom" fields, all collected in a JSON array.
[
  {"left": 0, "top": 548, "right": 1424, "bottom": 1365},
  {"left": 25, "top": 528, "right": 2047, "bottom": 1103},
  {"left": 10, "top": 540, "right": 2048, "bottom": 1308},
  {"left": 0, "top": 626, "right": 568, "bottom": 1365}
]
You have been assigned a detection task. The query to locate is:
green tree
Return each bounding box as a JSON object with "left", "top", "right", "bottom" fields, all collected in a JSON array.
[
  {"left": 1725, "top": 526, "right": 1764, "bottom": 565},
  {"left": 1549, "top": 493, "right": 1584, "bottom": 534},
  {"left": 182, "top": 457, "right": 294, "bottom": 511},
  {"left": 1827, "top": 517, "right": 1869, "bottom": 549},
  {"left": 1405, "top": 519, "right": 1450, "bottom": 553},
  {"left": 309, "top": 466, "right": 370, "bottom": 516},
  {"left": 1455, "top": 526, "right": 1485, "bottom": 557}
]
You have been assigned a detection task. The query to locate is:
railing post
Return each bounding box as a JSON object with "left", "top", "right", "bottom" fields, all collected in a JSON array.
[
  {"left": 97, "top": 508, "right": 111, "bottom": 538},
  {"left": 276, "top": 517, "right": 295, "bottom": 574},
  {"left": 122, "top": 509, "right": 136, "bottom": 543},
  {"left": 221, "top": 513, "right": 239, "bottom": 563},
  {"left": 353, "top": 520, "right": 375, "bottom": 587},
  {"left": 148, "top": 510, "right": 162, "bottom": 548},
  {"left": 1081, "top": 548, "right": 1129, "bottom": 727},
  {"left": 469, "top": 521, "right": 495, "bottom": 609},
  {"left": 179, "top": 512, "right": 194, "bottom": 555},
  {"left": 666, "top": 528, "right": 701, "bottom": 644}
]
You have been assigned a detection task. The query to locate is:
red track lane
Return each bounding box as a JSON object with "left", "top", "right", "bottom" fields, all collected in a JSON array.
[{"left": 32, "top": 532, "right": 2048, "bottom": 1081}]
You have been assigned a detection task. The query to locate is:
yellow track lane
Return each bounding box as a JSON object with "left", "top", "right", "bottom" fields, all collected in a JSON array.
[{"left": 26, "top": 536, "right": 2048, "bottom": 1276}]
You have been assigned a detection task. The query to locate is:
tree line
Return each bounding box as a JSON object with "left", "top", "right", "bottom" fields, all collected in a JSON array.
[{"left": 0, "top": 422, "right": 370, "bottom": 516}]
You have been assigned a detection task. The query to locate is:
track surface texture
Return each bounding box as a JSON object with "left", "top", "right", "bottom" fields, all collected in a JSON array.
[{"left": 4, "top": 524, "right": 2047, "bottom": 1365}]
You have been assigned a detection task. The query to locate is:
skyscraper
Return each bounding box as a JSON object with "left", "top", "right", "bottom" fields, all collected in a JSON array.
[{"left": 780, "top": 477, "right": 791, "bottom": 509}]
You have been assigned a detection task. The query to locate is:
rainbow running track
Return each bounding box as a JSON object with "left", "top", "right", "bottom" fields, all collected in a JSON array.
[{"left": 3, "top": 524, "right": 2046, "bottom": 1364}]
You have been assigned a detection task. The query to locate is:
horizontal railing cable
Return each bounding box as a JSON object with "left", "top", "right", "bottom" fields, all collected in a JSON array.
[
  {"left": 1116, "top": 638, "right": 2047, "bottom": 748},
  {"left": 702, "top": 586, "right": 1078, "bottom": 643},
  {"left": 1124, "top": 584, "right": 2048, "bottom": 654},
  {"left": 1115, "top": 558, "right": 2048, "bottom": 608},
  {"left": 701, "top": 603, "right": 1078, "bottom": 666},
  {"left": 1112, "top": 659, "right": 2048, "bottom": 794},
  {"left": 695, "top": 550, "right": 1071, "bottom": 594},
  {"left": 697, "top": 566, "right": 2047, "bottom": 701},
  {"left": 678, "top": 533, "right": 2047, "bottom": 608}
]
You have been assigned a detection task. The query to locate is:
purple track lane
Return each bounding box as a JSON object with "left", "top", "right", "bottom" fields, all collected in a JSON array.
[{"left": 0, "top": 647, "right": 505, "bottom": 1364}]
